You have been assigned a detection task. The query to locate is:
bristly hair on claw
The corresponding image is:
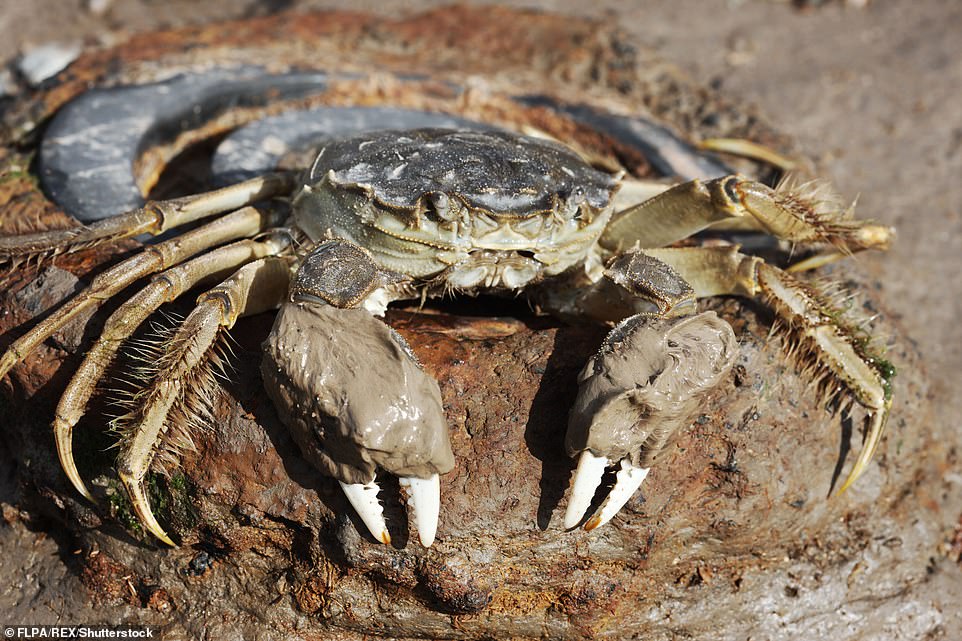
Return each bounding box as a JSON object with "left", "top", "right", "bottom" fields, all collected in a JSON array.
[
  {"left": 109, "top": 316, "right": 233, "bottom": 475},
  {"left": 773, "top": 174, "right": 860, "bottom": 251}
]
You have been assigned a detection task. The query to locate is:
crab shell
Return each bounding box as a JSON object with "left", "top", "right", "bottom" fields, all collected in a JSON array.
[{"left": 290, "top": 129, "right": 620, "bottom": 287}]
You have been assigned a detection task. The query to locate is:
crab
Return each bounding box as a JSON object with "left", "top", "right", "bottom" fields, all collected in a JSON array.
[{"left": 0, "top": 126, "right": 894, "bottom": 548}]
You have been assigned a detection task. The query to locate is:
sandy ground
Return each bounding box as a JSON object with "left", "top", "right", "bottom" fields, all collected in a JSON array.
[{"left": 0, "top": 0, "right": 959, "bottom": 637}]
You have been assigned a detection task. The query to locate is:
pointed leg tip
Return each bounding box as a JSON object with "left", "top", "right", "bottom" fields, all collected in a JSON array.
[
  {"left": 380, "top": 531, "right": 392, "bottom": 545},
  {"left": 151, "top": 527, "right": 177, "bottom": 547},
  {"left": 77, "top": 484, "right": 97, "bottom": 504},
  {"left": 120, "top": 471, "right": 177, "bottom": 546},
  {"left": 583, "top": 515, "right": 603, "bottom": 531},
  {"left": 835, "top": 467, "right": 863, "bottom": 497}
]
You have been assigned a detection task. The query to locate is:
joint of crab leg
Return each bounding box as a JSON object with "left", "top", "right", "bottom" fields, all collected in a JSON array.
[
  {"left": 339, "top": 479, "right": 392, "bottom": 545},
  {"left": 0, "top": 173, "right": 294, "bottom": 269},
  {"left": 400, "top": 474, "right": 441, "bottom": 547},
  {"left": 0, "top": 206, "right": 280, "bottom": 382},
  {"left": 563, "top": 451, "right": 609, "bottom": 529}
]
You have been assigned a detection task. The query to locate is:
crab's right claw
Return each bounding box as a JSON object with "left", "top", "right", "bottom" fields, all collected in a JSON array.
[
  {"left": 563, "top": 312, "right": 738, "bottom": 530},
  {"left": 262, "top": 300, "right": 454, "bottom": 547}
]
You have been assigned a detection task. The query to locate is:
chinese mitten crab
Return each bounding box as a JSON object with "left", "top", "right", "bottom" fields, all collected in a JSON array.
[{"left": 0, "top": 127, "right": 894, "bottom": 547}]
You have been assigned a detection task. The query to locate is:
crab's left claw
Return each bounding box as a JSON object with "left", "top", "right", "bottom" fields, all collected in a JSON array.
[
  {"left": 563, "top": 312, "right": 738, "bottom": 530},
  {"left": 262, "top": 299, "right": 454, "bottom": 547}
]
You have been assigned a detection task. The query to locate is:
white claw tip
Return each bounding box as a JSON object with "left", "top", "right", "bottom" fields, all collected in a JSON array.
[
  {"left": 401, "top": 474, "right": 440, "bottom": 547},
  {"left": 564, "top": 451, "right": 609, "bottom": 530},
  {"left": 564, "top": 452, "right": 650, "bottom": 532},
  {"left": 588, "top": 459, "right": 649, "bottom": 531},
  {"left": 339, "top": 479, "right": 390, "bottom": 544}
]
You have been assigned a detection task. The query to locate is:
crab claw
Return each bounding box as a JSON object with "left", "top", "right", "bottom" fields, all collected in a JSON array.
[
  {"left": 564, "top": 452, "right": 650, "bottom": 531},
  {"left": 564, "top": 312, "right": 737, "bottom": 530},
  {"left": 262, "top": 300, "right": 454, "bottom": 547},
  {"left": 338, "top": 474, "right": 441, "bottom": 547}
]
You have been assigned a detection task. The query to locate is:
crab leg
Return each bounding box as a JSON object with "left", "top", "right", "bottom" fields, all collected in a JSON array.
[
  {"left": 0, "top": 172, "right": 295, "bottom": 269},
  {"left": 647, "top": 246, "right": 894, "bottom": 494},
  {"left": 600, "top": 175, "right": 893, "bottom": 254},
  {"left": 117, "top": 255, "right": 294, "bottom": 545},
  {"left": 0, "top": 205, "right": 284, "bottom": 381},
  {"left": 54, "top": 233, "right": 291, "bottom": 502}
]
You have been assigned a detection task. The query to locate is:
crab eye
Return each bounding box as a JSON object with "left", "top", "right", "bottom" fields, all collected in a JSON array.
[{"left": 566, "top": 185, "right": 586, "bottom": 208}]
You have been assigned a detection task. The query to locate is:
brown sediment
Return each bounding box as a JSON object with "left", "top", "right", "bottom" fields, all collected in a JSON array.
[
  {"left": 260, "top": 301, "right": 454, "bottom": 485},
  {"left": 566, "top": 311, "right": 738, "bottom": 467}
]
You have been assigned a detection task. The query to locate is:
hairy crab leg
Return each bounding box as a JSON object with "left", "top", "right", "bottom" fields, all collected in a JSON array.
[
  {"left": 54, "top": 233, "right": 292, "bottom": 502},
  {"left": 600, "top": 174, "right": 893, "bottom": 255},
  {"left": 0, "top": 205, "right": 283, "bottom": 381},
  {"left": 0, "top": 172, "right": 295, "bottom": 269},
  {"left": 646, "top": 245, "right": 894, "bottom": 494},
  {"left": 116, "top": 255, "right": 294, "bottom": 545}
]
